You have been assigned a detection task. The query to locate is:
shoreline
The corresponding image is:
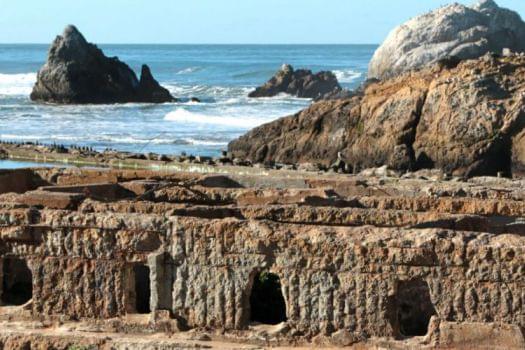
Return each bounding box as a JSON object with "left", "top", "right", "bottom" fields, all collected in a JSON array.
[{"left": 0, "top": 141, "right": 328, "bottom": 178}]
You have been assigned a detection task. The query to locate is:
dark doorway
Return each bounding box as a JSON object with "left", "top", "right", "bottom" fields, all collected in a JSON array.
[
  {"left": 134, "top": 264, "right": 151, "bottom": 314},
  {"left": 1, "top": 258, "right": 33, "bottom": 306},
  {"left": 393, "top": 278, "right": 436, "bottom": 337},
  {"left": 249, "top": 271, "right": 287, "bottom": 325}
]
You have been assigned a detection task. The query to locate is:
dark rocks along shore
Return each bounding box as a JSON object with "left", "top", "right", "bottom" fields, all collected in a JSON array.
[
  {"left": 30, "top": 25, "right": 176, "bottom": 104},
  {"left": 248, "top": 64, "right": 352, "bottom": 101}
]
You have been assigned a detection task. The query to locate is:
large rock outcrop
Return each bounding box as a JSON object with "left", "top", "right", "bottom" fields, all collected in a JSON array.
[
  {"left": 368, "top": 0, "right": 525, "bottom": 79},
  {"left": 249, "top": 64, "right": 349, "bottom": 100},
  {"left": 30, "top": 25, "right": 176, "bottom": 104},
  {"left": 229, "top": 53, "right": 525, "bottom": 177}
]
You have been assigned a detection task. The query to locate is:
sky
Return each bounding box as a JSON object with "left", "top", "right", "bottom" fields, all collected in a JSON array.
[{"left": 0, "top": 0, "right": 524, "bottom": 44}]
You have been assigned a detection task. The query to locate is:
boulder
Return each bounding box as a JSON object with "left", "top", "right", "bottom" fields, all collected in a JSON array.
[
  {"left": 369, "top": 0, "right": 525, "bottom": 79},
  {"left": 249, "top": 64, "right": 351, "bottom": 101},
  {"left": 229, "top": 54, "right": 525, "bottom": 178},
  {"left": 30, "top": 25, "right": 176, "bottom": 104}
]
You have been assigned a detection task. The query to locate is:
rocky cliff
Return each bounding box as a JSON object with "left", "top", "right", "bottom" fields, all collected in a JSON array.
[
  {"left": 229, "top": 53, "right": 525, "bottom": 177},
  {"left": 30, "top": 25, "right": 176, "bottom": 104},
  {"left": 368, "top": 0, "right": 525, "bottom": 79}
]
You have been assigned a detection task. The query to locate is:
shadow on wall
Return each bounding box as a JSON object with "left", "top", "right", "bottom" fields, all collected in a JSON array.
[{"left": 0, "top": 170, "right": 50, "bottom": 195}]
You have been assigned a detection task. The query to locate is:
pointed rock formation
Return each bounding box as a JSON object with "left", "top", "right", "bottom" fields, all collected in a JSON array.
[
  {"left": 249, "top": 64, "right": 350, "bottom": 101},
  {"left": 136, "top": 65, "right": 177, "bottom": 103},
  {"left": 30, "top": 25, "right": 176, "bottom": 104},
  {"left": 369, "top": 0, "right": 525, "bottom": 79}
]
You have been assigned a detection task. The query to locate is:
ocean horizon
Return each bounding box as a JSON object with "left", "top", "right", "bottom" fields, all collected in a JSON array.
[{"left": 0, "top": 44, "right": 375, "bottom": 166}]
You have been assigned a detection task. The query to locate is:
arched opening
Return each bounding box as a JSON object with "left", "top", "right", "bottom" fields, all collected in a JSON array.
[
  {"left": 391, "top": 278, "right": 436, "bottom": 337},
  {"left": 249, "top": 271, "right": 287, "bottom": 325},
  {"left": 1, "top": 258, "right": 32, "bottom": 306},
  {"left": 134, "top": 264, "right": 151, "bottom": 314}
]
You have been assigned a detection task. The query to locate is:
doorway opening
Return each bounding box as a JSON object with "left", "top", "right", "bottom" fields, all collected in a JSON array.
[
  {"left": 249, "top": 271, "right": 287, "bottom": 325},
  {"left": 133, "top": 264, "right": 151, "bottom": 314},
  {"left": 1, "top": 258, "right": 32, "bottom": 306},
  {"left": 393, "top": 278, "right": 436, "bottom": 337}
]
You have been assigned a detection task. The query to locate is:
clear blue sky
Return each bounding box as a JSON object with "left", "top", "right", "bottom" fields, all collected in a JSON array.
[{"left": 0, "top": 0, "right": 524, "bottom": 44}]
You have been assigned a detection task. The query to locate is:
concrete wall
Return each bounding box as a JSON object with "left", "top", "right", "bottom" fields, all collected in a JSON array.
[{"left": 0, "top": 213, "right": 523, "bottom": 339}]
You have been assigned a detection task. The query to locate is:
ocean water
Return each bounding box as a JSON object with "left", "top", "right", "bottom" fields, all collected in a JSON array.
[
  {"left": 0, "top": 44, "right": 375, "bottom": 161},
  {"left": 0, "top": 159, "right": 66, "bottom": 169}
]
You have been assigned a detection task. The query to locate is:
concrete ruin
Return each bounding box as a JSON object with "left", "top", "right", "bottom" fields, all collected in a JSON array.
[{"left": 0, "top": 167, "right": 524, "bottom": 349}]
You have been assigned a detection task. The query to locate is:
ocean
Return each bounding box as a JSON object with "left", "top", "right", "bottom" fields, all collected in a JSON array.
[{"left": 0, "top": 44, "right": 375, "bottom": 163}]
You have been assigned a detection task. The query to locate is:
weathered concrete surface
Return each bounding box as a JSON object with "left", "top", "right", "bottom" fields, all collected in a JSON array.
[
  {"left": 0, "top": 167, "right": 524, "bottom": 349},
  {"left": 0, "top": 320, "right": 523, "bottom": 349}
]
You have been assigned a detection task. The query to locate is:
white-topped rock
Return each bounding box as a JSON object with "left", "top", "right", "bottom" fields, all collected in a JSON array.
[{"left": 369, "top": 0, "right": 525, "bottom": 79}]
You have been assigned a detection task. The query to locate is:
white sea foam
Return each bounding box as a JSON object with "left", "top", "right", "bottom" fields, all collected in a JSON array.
[
  {"left": 183, "top": 138, "right": 228, "bottom": 146},
  {"left": 0, "top": 72, "right": 37, "bottom": 96},
  {"left": 94, "top": 135, "right": 228, "bottom": 145},
  {"left": 164, "top": 108, "right": 271, "bottom": 129},
  {"left": 0, "top": 133, "right": 77, "bottom": 141},
  {"left": 217, "top": 93, "right": 307, "bottom": 106},
  {"left": 333, "top": 69, "right": 363, "bottom": 83},
  {"left": 0, "top": 133, "right": 228, "bottom": 147},
  {"left": 176, "top": 67, "right": 201, "bottom": 75},
  {"left": 164, "top": 84, "right": 253, "bottom": 100}
]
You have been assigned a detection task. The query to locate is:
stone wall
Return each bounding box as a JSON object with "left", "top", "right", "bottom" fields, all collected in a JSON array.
[
  {"left": 0, "top": 168, "right": 524, "bottom": 347},
  {"left": 0, "top": 212, "right": 523, "bottom": 339}
]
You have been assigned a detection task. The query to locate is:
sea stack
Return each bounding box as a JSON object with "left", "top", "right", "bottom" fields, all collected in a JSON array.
[
  {"left": 369, "top": 0, "right": 525, "bottom": 79},
  {"left": 249, "top": 64, "right": 349, "bottom": 101},
  {"left": 30, "top": 25, "right": 176, "bottom": 104}
]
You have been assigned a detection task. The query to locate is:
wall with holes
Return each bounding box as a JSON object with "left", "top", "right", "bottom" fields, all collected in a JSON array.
[{"left": 0, "top": 213, "right": 524, "bottom": 339}]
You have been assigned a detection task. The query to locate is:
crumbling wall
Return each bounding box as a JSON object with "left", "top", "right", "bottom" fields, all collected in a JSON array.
[
  {"left": 0, "top": 210, "right": 523, "bottom": 339},
  {"left": 161, "top": 218, "right": 525, "bottom": 338},
  {"left": 32, "top": 258, "right": 126, "bottom": 318}
]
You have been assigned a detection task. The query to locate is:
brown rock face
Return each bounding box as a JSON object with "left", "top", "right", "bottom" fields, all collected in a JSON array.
[
  {"left": 229, "top": 54, "right": 525, "bottom": 177},
  {"left": 0, "top": 167, "right": 524, "bottom": 349},
  {"left": 227, "top": 98, "right": 360, "bottom": 166}
]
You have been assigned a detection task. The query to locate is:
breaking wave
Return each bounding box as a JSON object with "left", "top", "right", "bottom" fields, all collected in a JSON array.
[
  {"left": 0, "top": 133, "right": 228, "bottom": 147},
  {"left": 164, "top": 108, "right": 272, "bottom": 129},
  {"left": 333, "top": 69, "right": 363, "bottom": 83},
  {"left": 176, "top": 66, "right": 202, "bottom": 75},
  {"left": 0, "top": 72, "right": 37, "bottom": 96}
]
